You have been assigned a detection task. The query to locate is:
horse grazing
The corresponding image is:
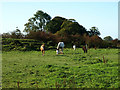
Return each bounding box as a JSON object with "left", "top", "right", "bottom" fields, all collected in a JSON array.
[
  {"left": 57, "top": 42, "right": 64, "bottom": 54},
  {"left": 73, "top": 45, "right": 76, "bottom": 50},
  {"left": 82, "top": 45, "right": 87, "bottom": 53}
]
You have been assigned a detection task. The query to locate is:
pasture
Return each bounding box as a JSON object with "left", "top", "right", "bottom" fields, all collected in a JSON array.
[{"left": 2, "top": 48, "right": 119, "bottom": 88}]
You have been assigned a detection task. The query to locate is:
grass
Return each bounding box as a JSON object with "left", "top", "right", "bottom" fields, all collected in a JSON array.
[{"left": 2, "top": 48, "right": 119, "bottom": 88}]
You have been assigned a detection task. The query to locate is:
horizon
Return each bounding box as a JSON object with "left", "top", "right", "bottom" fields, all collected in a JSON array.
[{"left": 0, "top": 0, "right": 119, "bottom": 39}]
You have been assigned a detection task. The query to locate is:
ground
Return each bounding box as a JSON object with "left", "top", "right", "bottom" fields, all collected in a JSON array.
[{"left": 2, "top": 48, "right": 119, "bottom": 88}]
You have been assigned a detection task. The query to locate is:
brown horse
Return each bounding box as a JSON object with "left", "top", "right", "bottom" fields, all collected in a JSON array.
[{"left": 82, "top": 46, "right": 87, "bottom": 53}]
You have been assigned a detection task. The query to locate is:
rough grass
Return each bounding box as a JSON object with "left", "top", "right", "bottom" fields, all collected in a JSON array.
[{"left": 2, "top": 48, "right": 119, "bottom": 88}]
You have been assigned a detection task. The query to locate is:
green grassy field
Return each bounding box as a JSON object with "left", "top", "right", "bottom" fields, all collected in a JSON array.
[{"left": 2, "top": 48, "right": 119, "bottom": 88}]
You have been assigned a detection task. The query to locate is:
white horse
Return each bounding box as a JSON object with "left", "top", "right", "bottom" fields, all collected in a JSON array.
[
  {"left": 73, "top": 45, "right": 76, "bottom": 50},
  {"left": 57, "top": 42, "right": 64, "bottom": 54}
]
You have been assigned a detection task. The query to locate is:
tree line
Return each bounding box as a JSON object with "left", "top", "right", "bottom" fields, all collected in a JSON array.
[{"left": 2, "top": 10, "right": 120, "bottom": 48}]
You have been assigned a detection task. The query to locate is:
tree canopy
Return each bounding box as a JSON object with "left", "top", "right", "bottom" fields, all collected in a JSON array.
[
  {"left": 24, "top": 10, "right": 51, "bottom": 33},
  {"left": 46, "top": 16, "right": 87, "bottom": 36},
  {"left": 23, "top": 10, "right": 101, "bottom": 37},
  {"left": 45, "top": 16, "right": 66, "bottom": 33},
  {"left": 104, "top": 36, "right": 113, "bottom": 41},
  {"left": 88, "top": 26, "right": 100, "bottom": 37},
  {"left": 56, "top": 20, "right": 87, "bottom": 36}
]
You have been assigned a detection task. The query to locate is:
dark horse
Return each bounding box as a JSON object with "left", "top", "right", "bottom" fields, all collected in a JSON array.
[{"left": 82, "top": 46, "right": 87, "bottom": 53}]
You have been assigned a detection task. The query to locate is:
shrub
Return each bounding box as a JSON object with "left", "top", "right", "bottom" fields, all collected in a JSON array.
[
  {"left": 2, "top": 38, "right": 42, "bottom": 51},
  {"left": 86, "top": 35, "right": 103, "bottom": 48}
]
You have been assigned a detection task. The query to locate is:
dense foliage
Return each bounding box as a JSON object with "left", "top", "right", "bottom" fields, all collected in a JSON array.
[
  {"left": 45, "top": 16, "right": 66, "bottom": 34},
  {"left": 24, "top": 10, "right": 51, "bottom": 33},
  {"left": 2, "top": 37, "right": 120, "bottom": 52},
  {"left": 88, "top": 27, "right": 100, "bottom": 37},
  {"left": 46, "top": 16, "right": 88, "bottom": 36},
  {"left": 104, "top": 36, "right": 113, "bottom": 41}
]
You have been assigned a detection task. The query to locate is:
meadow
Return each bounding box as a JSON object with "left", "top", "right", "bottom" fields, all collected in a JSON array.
[{"left": 2, "top": 48, "right": 119, "bottom": 88}]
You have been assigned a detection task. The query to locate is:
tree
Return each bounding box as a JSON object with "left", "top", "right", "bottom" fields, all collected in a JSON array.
[
  {"left": 2, "top": 32, "right": 11, "bottom": 38},
  {"left": 10, "top": 27, "right": 23, "bottom": 39},
  {"left": 24, "top": 10, "right": 51, "bottom": 33},
  {"left": 103, "top": 36, "right": 113, "bottom": 41},
  {"left": 2, "top": 27, "right": 23, "bottom": 39},
  {"left": 45, "top": 16, "right": 66, "bottom": 33},
  {"left": 112, "top": 39, "right": 118, "bottom": 47},
  {"left": 56, "top": 19, "right": 87, "bottom": 36},
  {"left": 88, "top": 26, "right": 100, "bottom": 37},
  {"left": 46, "top": 17, "right": 87, "bottom": 36}
]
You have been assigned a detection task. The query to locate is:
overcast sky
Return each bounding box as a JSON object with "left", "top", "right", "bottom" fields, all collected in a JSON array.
[{"left": 0, "top": 0, "right": 119, "bottom": 39}]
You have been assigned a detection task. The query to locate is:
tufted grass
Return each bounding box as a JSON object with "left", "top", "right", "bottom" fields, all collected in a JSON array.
[{"left": 2, "top": 48, "right": 119, "bottom": 88}]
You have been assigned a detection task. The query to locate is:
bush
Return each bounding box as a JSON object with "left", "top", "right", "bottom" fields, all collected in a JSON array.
[
  {"left": 86, "top": 35, "right": 103, "bottom": 48},
  {"left": 2, "top": 38, "right": 42, "bottom": 51}
]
